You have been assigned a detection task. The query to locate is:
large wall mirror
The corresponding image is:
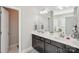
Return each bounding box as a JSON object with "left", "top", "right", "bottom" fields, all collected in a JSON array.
[
  {"left": 53, "top": 7, "right": 76, "bottom": 36},
  {"left": 34, "top": 6, "right": 79, "bottom": 39}
]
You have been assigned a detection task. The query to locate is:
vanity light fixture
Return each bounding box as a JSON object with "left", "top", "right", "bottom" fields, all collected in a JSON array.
[{"left": 40, "top": 8, "right": 48, "bottom": 14}]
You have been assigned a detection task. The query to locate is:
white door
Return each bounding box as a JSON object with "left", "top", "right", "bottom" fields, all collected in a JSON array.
[
  {"left": 1, "top": 7, "right": 9, "bottom": 53},
  {"left": 0, "top": 7, "right": 1, "bottom": 53}
]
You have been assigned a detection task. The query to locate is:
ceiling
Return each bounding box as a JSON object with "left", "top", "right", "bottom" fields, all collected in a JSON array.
[{"left": 34, "top": 6, "right": 75, "bottom": 14}]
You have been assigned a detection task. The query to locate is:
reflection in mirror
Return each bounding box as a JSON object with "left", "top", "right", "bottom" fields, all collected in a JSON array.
[
  {"left": 53, "top": 7, "right": 75, "bottom": 35},
  {"left": 34, "top": 6, "right": 79, "bottom": 40}
]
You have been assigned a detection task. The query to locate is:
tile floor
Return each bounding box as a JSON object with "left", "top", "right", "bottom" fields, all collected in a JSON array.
[
  {"left": 8, "top": 46, "right": 38, "bottom": 53},
  {"left": 28, "top": 48, "right": 39, "bottom": 53}
]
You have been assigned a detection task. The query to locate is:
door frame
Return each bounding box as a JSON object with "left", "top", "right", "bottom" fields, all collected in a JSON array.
[
  {"left": 3, "top": 6, "right": 22, "bottom": 53},
  {"left": 0, "top": 7, "right": 1, "bottom": 53}
]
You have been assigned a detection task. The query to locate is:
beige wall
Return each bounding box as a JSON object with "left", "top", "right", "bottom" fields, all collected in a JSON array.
[
  {"left": 17, "top": 7, "right": 37, "bottom": 52},
  {"left": 8, "top": 9, "right": 19, "bottom": 46}
]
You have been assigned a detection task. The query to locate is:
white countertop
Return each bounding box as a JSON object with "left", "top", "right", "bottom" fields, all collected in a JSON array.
[{"left": 32, "top": 31, "right": 79, "bottom": 49}]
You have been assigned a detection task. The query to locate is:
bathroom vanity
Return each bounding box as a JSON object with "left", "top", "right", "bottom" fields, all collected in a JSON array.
[
  {"left": 32, "top": 32, "right": 79, "bottom": 53},
  {"left": 32, "top": 7, "right": 79, "bottom": 53}
]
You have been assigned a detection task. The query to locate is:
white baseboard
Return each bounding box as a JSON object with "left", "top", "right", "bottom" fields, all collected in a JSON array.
[{"left": 22, "top": 47, "right": 33, "bottom": 53}]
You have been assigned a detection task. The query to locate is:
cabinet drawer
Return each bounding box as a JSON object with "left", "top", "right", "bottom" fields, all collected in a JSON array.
[
  {"left": 57, "top": 48, "right": 67, "bottom": 53},
  {"left": 45, "top": 39, "right": 50, "bottom": 44},
  {"left": 40, "top": 37, "right": 45, "bottom": 41},
  {"left": 32, "top": 34, "right": 41, "bottom": 39},
  {"left": 65, "top": 45, "right": 79, "bottom": 53},
  {"left": 45, "top": 43, "right": 58, "bottom": 53},
  {"left": 51, "top": 40, "right": 65, "bottom": 49}
]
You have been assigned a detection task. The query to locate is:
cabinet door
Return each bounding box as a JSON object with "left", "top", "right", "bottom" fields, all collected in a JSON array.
[
  {"left": 32, "top": 35, "right": 38, "bottom": 50},
  {"left": 57, "top": 48, "right": 67, "bottom": 53},
  {"left": 45, "top": 43, "right": 58, "bottom": 53},
  {"left": 32, "top": 34, "right": 44, "bottom": 53},
  {"left": 51, "top": 40, "right": 65, "bottom": 49},
  {"left": 65, "top": 45, "right": 79, "bottom": 53},
  {"left": 37, "top": 39, "right": 44, "bottom": 53}
]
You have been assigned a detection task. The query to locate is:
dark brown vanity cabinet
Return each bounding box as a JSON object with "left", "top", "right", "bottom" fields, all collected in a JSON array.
[
  {"left": 65, "top": 45, "right": 79, "bottom": 53},
  {"left": 50, "top": 40, "right": 67, "bottom": 53},
  {"left": 44, "top": 38, "right": 58, "bottom": 53},
  {"left": 45, "top": 39, "right": 66, "bottom": 53},
  {"left": 32, "top": 34, "right": 38, "bottom": 51},
  {"left": 45, "top": 43, "right": 58, "bottom": 53},
  {"left": 32, "top": 34, "right": 44, "bottom": 53},
  {"left": 32, "top": 34, "right": 79, "bottom": 53}
]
